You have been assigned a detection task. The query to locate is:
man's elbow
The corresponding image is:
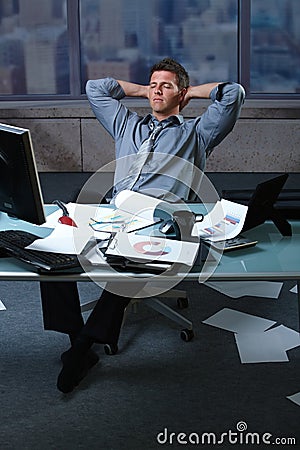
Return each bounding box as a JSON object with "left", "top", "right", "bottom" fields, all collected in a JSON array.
[
  {"left": 85, "top": 79, "right": 97, "bottom": 97},
  {"left": 236, "top": 83, "right": 246, "bottom": 103}
]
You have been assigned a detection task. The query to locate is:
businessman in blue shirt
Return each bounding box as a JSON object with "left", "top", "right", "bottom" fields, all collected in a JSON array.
[{"left": 40, "top": 58, "right": 245, "bottom": 393}]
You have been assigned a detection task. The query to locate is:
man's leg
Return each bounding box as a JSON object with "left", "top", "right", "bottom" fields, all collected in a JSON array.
[
  {"left": 39, "top": 281, "right": 84, "bottom": 340},
  {"left": 57, "top": 283, "right": 143, "bottom": 393}
]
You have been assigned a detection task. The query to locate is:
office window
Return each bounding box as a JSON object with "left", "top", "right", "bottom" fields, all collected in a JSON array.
[
  {"left": 0, "top": 0, "right": 299, "bottom": 100},
  {"left": 80, "top": 0, "right": 238, "bottom": 88},
  {"left": 250, "top": 0, "right": 300, "bottom": 94},
  {"left": 0, "top": 0, "right": 69, "bottom": 95}
]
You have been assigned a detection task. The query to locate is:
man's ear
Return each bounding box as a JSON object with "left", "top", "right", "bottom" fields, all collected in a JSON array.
[
  {"left": 179, "top": 88, "right": 187, "bottom": 111},
  {"left": 179, "top": 88, "right": 187, "bottom": 100}
]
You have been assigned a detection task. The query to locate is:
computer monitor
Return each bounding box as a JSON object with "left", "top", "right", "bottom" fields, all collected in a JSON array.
[{"left": 0, "top": 122, "right": 46, "bottom": 225}]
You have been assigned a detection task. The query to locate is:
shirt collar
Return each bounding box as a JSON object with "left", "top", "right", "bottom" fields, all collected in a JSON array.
[{"left": 141, "top": 114, "right": 184, "bottom": 127}]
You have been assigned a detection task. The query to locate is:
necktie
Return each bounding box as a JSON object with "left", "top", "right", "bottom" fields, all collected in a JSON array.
[{"left": 117, "top": 122, "right": 163, "bottom": 191}]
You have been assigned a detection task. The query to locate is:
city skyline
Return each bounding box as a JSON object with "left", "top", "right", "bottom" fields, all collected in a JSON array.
[{"left": 0, "top": 0, "right": 299, "bottom": 96}]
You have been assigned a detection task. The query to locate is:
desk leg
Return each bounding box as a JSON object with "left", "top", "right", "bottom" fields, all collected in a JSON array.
[{"left": 298, "top": 281, "right": 300, "bottom": 334}]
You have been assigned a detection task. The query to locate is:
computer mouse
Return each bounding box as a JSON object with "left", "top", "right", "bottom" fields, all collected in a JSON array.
[{"left": 159, "top": 219, "right": 175, "bottom": 235}]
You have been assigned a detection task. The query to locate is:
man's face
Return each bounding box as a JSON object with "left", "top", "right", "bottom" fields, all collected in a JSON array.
[{"left": 148, "top": 70, "right": 185, "bottom": 119}]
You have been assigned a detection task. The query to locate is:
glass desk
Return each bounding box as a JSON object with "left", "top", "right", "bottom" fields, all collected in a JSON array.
[{"left": 0, "top": 209, "right": 299, "bottom": 326}]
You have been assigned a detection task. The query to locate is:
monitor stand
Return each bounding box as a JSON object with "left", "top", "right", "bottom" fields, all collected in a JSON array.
[{"left": 269, "top": 207, "right": 292, "bottom": 236}]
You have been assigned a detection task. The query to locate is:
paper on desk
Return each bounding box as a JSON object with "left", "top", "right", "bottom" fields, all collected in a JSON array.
[
  {"left": 192, "top": 199, "right": 248, "bottom": 242},
  {"left": 40, "top": 203, "right": 98, "bottom": 229},
  {"left": 106, "top": 232, "right": 199, "bottom": 266},
  {"left": 202, "top": 308, "right": 276, "bottom": 333},
  {"left": 101, "top": 190, "right": 193, "bottom": 232},
  {"left": 287, "top": 392, "right": 300, "bottom": 407},
  {"left": 90, "top": 203, "right": 156, "bottom": 233},
  {"left": 28, "top": 203, "right": 110, "bottom": 254},
  {"left": 114, "top": 190, "right": 163, "bottom": 216},
  {"left": 205, "top": 281, "right": 283, "bottom": 299}
]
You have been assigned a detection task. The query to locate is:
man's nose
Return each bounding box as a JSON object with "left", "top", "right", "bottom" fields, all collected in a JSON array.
[{"left": 154, "top": 87, "right": 162, "bottom": 94}]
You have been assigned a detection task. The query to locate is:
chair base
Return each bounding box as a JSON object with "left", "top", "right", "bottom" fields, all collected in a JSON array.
[{"left": 80, "top": 289, "right": 194, "bottom": 354}]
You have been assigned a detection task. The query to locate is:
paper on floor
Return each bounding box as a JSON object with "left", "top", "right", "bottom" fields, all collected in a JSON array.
[
  {"left": 203, "top": 308, "right": 300, "bottom": 364},
  {"left": 234, "top": 331, "right": 289, "bottom": 363},
  {"left": 202, "top": 308, "right": 276, "bottom": 333},
  {"left": 205, "top": 281, "right": 283, "bottom": 299},
  {"left": 287, "top": 392, "right": 300, "bottom": 407},
  {"left": 0, "top": 300, "right": 6, "bottom": 311},
  {"left": 265, "top": 325, "right": 300, "bottom": 352}
]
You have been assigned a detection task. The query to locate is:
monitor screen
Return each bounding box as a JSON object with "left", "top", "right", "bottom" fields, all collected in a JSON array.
[{"left": 0, "top": 123, "right": 46, "bottom": 225}]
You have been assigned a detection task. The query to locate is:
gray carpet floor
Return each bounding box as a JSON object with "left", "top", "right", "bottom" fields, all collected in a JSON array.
[{"left": 0, "top": 278, "right": 299, "bottom": 449}]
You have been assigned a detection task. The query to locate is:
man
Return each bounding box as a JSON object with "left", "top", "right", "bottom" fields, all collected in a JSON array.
[{"left": 40, "top": 58, "right": 245, "bottom": 393}]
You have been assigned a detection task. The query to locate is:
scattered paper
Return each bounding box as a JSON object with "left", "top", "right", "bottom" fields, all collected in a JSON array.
[
  {"left": 202, "top": 308, "right": 276, "bottom": 333},
  {"left": 290, "top": 285, "right": 298, "bottom": 294},
  {"left": 203, "top": 309, "right": 300, "bottom": 364},
  {"left": 192, "top": 199, "right": 248, "bottom": 242},
  {"left": 235, "top": 331, "right": 289, "bottom": 363},
  {"left": 265, "top": 325, "right": 300, "bottom": 351},
  {"left": 205, "top": 281, "right": 283, "bottom": 299},
  {"left": 0, "top": 300, "right": 6, "bottom": 311},
  {"left": 287, "top": 392, "right": 300, "bottom": 407}
]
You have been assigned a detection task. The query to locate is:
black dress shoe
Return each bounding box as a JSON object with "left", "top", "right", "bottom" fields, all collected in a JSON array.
[
  {"left": 57, "top": 348, "right": 99, "bottom": 393},
  {"left": 61, "top": 348, "right": 99, "bottom": 366}
]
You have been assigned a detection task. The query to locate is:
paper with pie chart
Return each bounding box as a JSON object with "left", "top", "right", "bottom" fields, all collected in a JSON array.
[{"left": 105, "top": 232, "right": 199, "bottom": 266}]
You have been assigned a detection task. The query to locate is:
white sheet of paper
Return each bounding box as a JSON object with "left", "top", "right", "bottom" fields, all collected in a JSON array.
[
  {"left": 192, "top": 199, "right": 248, "bottom": 242},
  {"left": 0, "top": 300, "right": 6, "bottom": 311},
  {"left": 114, "top": 190, "right": 163, "bottom": 216},
  {"left": 202, "top": 308, "right": 276, "bottom": 333},
  {"left": 264, "top": 325, "right": 300, "bottom": 351},
  {"left": 26, "top": 223, "right": 90, "bottom": 254},
  {"left": 287, "top": 392, "right": 300, "bottom": 407},
  {"left": 205, "top": 281, "right": 283, "bottom": 299},
  {"left": 290, "top": 285, "right": 298, "bottom": 294},
  {"left": 28, "top": 203, "right": 110, "bottom": 255},
  {"left": 234, "top": 331, "right": 289, "bottom": 363}
]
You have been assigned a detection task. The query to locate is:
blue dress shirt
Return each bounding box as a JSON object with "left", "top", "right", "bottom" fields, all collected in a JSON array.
[{"left": 86, "top": 78, "right": 245, "bottom": 201}]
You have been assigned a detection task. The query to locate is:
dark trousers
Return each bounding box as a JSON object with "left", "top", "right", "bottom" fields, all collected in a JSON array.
[{"left": 40, "top": 281, "right": 132, "bottom": 345}]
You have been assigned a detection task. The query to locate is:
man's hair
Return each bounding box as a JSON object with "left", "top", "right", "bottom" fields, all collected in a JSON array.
[{"left": 149, "top": 57, "right": 190, "bottom": 90}]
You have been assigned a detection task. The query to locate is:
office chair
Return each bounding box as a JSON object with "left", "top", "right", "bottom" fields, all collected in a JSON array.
[
  {"left": 80, "top": 287, "right": 194, "bottom": 355},
  {"left": 77, "top": 171, "right": 194, "bottom": 355}
]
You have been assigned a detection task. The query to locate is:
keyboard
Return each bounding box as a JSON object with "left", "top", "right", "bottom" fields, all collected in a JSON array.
[{"left": 0, "top": 230, "right": 81, "bottom": 273}]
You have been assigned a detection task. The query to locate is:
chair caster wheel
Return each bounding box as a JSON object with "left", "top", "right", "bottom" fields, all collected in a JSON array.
[
  {"left": 104, "top": 343, "right": 118, "bottom": 355},
  {"left": 180, "top": 328, "right": 194, "bottom": 342},
  {"left": 177, "top": 297, "right": 189, "bottom": 309}
]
